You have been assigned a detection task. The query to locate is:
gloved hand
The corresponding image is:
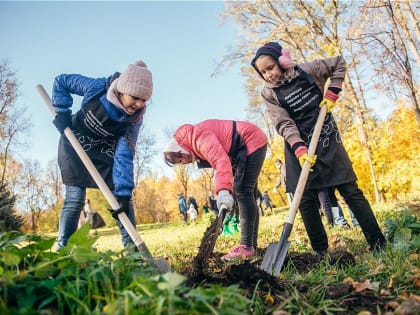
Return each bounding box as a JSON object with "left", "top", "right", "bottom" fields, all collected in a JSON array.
[
  {"left": 319, "top": 89, "right": 339, "bottom": 113},
  {"left": 295, "top": 145, "right": 317, "bottom": 169},
  {"left": 109, "top": 196, "right": 130, "bottom": 220},
  {"left": 217, "top": 189, "right": 234, "bottom": 212},
  {"left": 272, "top": 187, "right": 277, "bottom": 193},
  {"left": 53, "top": 112, "right": 72, "bottom": 134}
]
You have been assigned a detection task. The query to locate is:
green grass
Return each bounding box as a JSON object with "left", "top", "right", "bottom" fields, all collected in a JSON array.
[{"left": 1, "top": 202, "right": 419, "bottom": 314}]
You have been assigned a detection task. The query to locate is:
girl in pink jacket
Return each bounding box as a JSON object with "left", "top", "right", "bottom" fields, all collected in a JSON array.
[{"left": 163, "top": 119, "right": 267, "bottom": 260}]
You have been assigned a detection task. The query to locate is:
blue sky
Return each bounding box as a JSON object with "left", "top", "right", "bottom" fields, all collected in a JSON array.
[{"left": 0, "top": 1, "right": 248, "bottom": 176}]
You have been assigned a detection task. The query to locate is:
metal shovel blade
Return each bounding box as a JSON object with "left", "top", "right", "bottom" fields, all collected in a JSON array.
[
  {"left": 260, "top": 223, "right": 293, "bottom": 276},
  {"left": 154, "top": 258, "right": 171, "bottom": 273}
]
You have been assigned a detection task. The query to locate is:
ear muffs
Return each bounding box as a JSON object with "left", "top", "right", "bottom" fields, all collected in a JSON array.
[{"left": 278, "top": 48, "right": 292, "bottom": 70}]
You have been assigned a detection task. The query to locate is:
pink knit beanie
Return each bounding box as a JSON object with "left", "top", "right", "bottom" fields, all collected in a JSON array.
[{"left": 117, "top": 60, "right": 153, "bottom": 101}]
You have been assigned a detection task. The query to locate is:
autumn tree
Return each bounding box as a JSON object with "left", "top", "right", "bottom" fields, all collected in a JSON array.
[
  {"left": 0, "top": 182, "right": 22, "bottom": 232},
  {"left": 0, "top": 60, "right": 30, "bottom": 188},
  {"left": 220, "top": 0, "right": 395, "bottom": 202},
  {"left": 18, "top": 160, "right": 51, "bottom": 233},
  {"left": 133, "top": 174, "right": 173, "bottom": 223},
  {"left": 132, "top": 125, "right": 157, "bottom": 217},
  {"left": 351, "top": 0, "right": 419, "bottom": 126}
]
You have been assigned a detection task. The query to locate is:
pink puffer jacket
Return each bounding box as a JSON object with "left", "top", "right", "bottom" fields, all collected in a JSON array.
[{"left": 173, "top": 119, "right": 267, "bottom": 193}]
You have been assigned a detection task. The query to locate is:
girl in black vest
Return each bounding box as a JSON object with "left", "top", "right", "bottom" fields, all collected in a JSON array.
[
  {"left": 251, "top": 42, "right": 385, "bottom": 256},
  {"left": 52, "top": 60, "right": 153, "bottom": 249}
]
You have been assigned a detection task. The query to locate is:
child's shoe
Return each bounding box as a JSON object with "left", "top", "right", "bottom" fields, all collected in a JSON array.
[{"left": 222, "top": 244, "right": 255, "bottom": 261}]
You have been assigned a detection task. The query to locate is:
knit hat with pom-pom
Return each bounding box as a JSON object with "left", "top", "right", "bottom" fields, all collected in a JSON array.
[
  {"left": 117, "top": 60, "right": 153, "bottom": 101},
  {"left": 251, "top": 42, "right": 292, "bottom": 78}
]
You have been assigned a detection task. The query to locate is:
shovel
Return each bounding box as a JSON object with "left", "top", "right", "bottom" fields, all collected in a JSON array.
[
  {"left": 36, "top": 84, "right": 170, "bottom": 273},
  {"left": 260, "top": 104, "right": 327, "bottom": 276},
  {"left": 193, "top": 205, "right": 227, "bottom": 266}
]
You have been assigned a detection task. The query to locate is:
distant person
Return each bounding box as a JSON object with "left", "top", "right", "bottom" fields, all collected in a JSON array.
[
  {"left": 187, "top": 195, "right": 199, "bottom": 215},
  {"left": 163, "top": 119, "right": 267, "bottom": 260},
  {"left": 273, "top": 159, "right": 286, "bottom": 191},
  {"left": 202, "top": 201, "right": 210, "bottom": 214},
  {"left": 262, "top": 191, "right": 274, "bottom": 214},
  {"left": 51, "top": 60, "right": 153, "bottom": 249},
  {"left": 187, "top": 203, "right": 198, "bottom": 223},
  {"left": 273, "top": 158, "right": 289, "bottom": 205},
  {"left": 178, "top": 193, "right": 188, "bottom": 223},
  {"left": 251, "top": 41, "right": 385, "bottom": 256}
]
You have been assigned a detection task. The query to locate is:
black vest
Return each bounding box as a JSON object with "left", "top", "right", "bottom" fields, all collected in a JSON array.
[
  {"left": 58, "top": 95, "right": 133, "bottom": 189},
  {"left": 274, "top": 68, "right": 356, "bottom": 192}
]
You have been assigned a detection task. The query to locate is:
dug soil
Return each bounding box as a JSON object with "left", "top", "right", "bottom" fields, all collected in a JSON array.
[{"left": 183, "top": 248, "right": 395, "bottom": 314}]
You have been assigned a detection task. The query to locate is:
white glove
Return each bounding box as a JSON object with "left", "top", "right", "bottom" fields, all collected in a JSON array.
[
  {"left": 272, "top": 187, "right": 277, "bottom": 193},
  {"left": 217, "top": 189, "right": 234, "bottom": 212}
]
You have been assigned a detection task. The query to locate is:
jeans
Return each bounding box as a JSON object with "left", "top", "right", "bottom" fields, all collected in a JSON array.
[
  {"left": 236, "top": 145, "right": 267, "bottom": 249},
  {"left": 57, "top": 185, "right": 136, "bottom": 249},
  {"left": 332, "top": 206, "right": 348, "bottom": 225}
]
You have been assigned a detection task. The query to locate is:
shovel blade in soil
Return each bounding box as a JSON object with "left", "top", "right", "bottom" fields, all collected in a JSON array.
[
  {"left": 260, "top": 222, "right": 293, "bottom": 276},
  {"left": 260, "top": 241, "right": 290, "bottom": 275}
]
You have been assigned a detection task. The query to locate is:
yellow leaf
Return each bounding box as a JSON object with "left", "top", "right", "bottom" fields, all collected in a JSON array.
[
  {"left": 371, "top": 263, "right": 386, "bottom": 275},
  {"left": 264, "top": 294, "right": 274, "bottom": 305},
  {"left": 343, "top": 277, "right": 355, "bottom": 285}
]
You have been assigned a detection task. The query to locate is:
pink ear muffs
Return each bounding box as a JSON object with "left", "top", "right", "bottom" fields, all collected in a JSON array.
[{"left": 278, "top": 48, "right": 292, "bottom": 70}]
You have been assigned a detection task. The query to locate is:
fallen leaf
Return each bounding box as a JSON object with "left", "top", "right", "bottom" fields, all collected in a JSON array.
[
  {"left": 264, "top": 294, "right": 274, "bottom": 305},
  {"left": 386, "top": 301, "right": 400, "bottom": 310},
  {"left": 394, "top": 295, "right": 420, "bottom": 315},
  {"left": 408, "top": 253, "right": 419, "bottom": 261},
  {"left": 371, "top": 263, "right": 386, "bottom": 275},
  {"left": 354, "top": 279, "right": 373, "bottom": 292},
  {"left": 380, "top": 289, "right": 392, "bottom": 296},
  {"left": 343, "top": 277, "right": 355, "bottom": 285},
  {"left": 388, "top": 276, "right": 395, "bottom": 289}
]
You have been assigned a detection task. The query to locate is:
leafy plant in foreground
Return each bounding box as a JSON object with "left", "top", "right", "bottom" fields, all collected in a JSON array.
[
  {"left": 0, "top": 224, "right": 259, "bottom": 315},
  {"left": 384, "top": 205, "right": 420, "bottom": 252}
]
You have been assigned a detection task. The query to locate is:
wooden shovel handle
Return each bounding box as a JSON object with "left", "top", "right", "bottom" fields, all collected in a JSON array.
[
  {"left": 285, "top": 105, "right": 327, "bottom": 225},
  {"left": 36, "top": 84, "right": 149, "bottom": 253}
]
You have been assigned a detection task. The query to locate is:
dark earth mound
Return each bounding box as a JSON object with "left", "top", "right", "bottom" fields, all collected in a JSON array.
[{"left": 183, "top": 249, "right": 396, "bottom": 314}]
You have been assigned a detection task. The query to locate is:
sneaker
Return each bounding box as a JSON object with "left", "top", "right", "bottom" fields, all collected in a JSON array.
[
  {"left": 222, "top": 244, "right": 255, "bottom": 261},
  {"left": 339, "top": 223, "right": 352, "bottom": 230}
]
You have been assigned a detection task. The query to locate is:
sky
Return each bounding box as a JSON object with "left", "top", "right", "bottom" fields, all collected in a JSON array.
[{"left": 0, "top": 1, "right": 249, "bottom": 177}]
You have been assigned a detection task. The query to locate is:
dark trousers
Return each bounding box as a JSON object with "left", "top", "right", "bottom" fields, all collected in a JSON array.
[
  {"left": 299, "top": 181, "right": 385, "bottom": 252},
  {"left": 317, "top": 189, "right": 334, "bottom": 226},
  {"left": 181, "top": 211, "right": 187, "bottom": 222},
  {"left": 236, "top": 145, "right": 267, "bottom": 249}
]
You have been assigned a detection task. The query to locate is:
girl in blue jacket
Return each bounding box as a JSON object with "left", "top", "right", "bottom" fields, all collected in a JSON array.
[{"left": 51, "top": 60, "right": 153, "bottom": 249}]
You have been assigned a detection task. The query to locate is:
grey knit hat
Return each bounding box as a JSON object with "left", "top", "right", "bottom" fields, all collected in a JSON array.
[{"left": 117, "top": 60, "right": 153, "bottom": 101}]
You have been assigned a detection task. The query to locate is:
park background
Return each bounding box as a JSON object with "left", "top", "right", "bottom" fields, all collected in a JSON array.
[{"left": 0, "top": 1, "right": 418, "bottom": 234}]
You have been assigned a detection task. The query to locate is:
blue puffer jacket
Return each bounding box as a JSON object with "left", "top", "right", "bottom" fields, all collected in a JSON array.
[
  {"left": 178, "top": 195, "right": 187, "bottom": 213},
  {"left": 52, "top": 74, "right": 143, "bottom": 197}
]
